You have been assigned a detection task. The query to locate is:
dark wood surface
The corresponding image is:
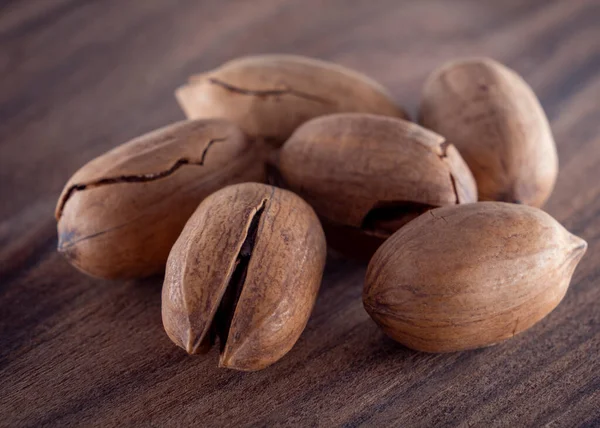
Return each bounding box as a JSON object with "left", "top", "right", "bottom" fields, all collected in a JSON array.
[{"left": 1, "top": 1, "right": 599, "bottom": 426}]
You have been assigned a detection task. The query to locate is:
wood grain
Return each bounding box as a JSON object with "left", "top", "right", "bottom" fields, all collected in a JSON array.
[{"left": 1, "top": 0, "right": 599, "bottom": 426}]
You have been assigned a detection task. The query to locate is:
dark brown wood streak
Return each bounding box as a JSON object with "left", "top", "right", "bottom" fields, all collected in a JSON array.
[{"left": 1, "top": 0, "right": 599, "bottom": 426}]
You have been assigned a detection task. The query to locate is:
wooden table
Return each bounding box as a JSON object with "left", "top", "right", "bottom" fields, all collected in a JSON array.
[{"left": 1, "top": 1, "right": 599, "bottom": 426}]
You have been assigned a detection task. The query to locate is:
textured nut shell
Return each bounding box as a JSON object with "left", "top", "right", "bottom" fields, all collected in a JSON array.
[
  {"left": 176, "top": 55, "right": 408, "bottom": 146},
  {"left": 162, "top": 183, "right": 326, "bottom": 371},
  {"left": 365, "top": 202, "right": 587, "bottom": 353},
  {"left": 420, "top": 57, "right": 558, "bottom": 207},
  {"left": 56, "top": 120, "right": 265, "bottom": 279},
  {"left": 279, "top": 113, "right": 477, "bottom": 232}
]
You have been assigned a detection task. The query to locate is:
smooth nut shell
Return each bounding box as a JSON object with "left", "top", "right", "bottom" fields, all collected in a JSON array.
[
  {"left": 162, "top": 183, "right": 326, "bottom": 371},
  {"left": 365, "top": 202, "right": 587, "bottom": 353},
  {"left": 176, "top": 55, "right": 408, "bottom": 146},
  {"left": 56, "top": 119, "right": 265, "bottom": 279},
  {"left": 419, "top": 57, "right": 558, "bottom": 207},
  {"left": 279, "top": 113, "right": 477, "bottom": 241}
]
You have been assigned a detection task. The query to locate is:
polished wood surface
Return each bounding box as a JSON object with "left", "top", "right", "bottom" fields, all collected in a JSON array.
[{"left": 1, "top": 1, "right": 599, "bottom": 426}]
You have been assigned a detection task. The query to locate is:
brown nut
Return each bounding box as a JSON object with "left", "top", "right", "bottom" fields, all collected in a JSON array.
[
  {"left": 176, "top": 54, "right": 408, "bottom": 147},
  {"left": 278, "top": 113, "right": 477, "bottom": 259},
  {"left": 162, "top": 183, "right": 326, "bottom": 371},
  {"left": 56, "top": 119, "right": 266, "bottom": 279},
  {"left": 419, "top": 57, "right": 558, "bottom": 207},
  {"left": 365, "top": 202, "right": 587, "bottom": 353}
]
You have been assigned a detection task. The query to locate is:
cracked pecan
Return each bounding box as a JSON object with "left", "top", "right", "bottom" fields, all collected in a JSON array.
[
  {"left": 277, "top": 113, "right": 477, "bottom": 259},
  {"left": 175, "top": 54, "right": 408, "bottom": 147},
  {"left": 56, "top": 119, "right": 266, "bottom": 279},
  {"left": 162, "top": 183, "right": 326, "bottom": 371}
]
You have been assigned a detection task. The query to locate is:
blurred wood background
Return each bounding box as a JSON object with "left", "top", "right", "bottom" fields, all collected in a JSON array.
[{"left": 1, "top": 0, "right": 599, "bottom": 426}]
